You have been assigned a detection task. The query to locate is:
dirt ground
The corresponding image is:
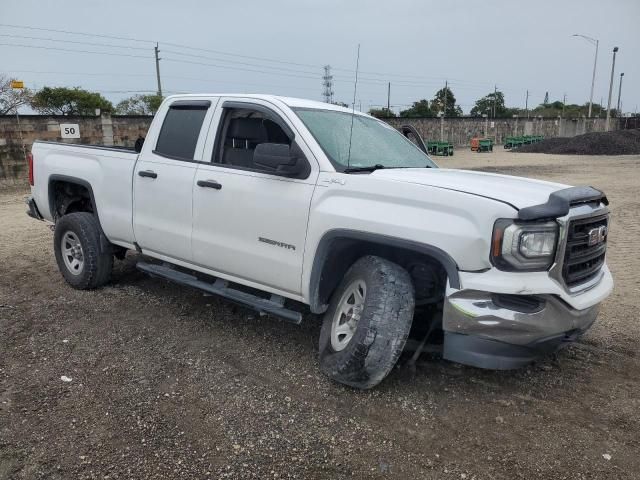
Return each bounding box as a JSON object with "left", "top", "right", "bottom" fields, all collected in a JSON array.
[{"left": 1, "top": 149, "right": 639, "bottom": 479}]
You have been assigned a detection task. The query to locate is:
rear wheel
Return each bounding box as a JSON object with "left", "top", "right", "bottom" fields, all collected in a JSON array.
[
  {"left": 319, "top": 256, "right": 415, "bottom": 389},
  {"left": 54, "top": 212, "right": 113, "bottom": 289}
]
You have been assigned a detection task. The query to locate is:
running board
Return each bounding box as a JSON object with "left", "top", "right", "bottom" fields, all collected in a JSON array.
[{"left": 136, "top": 262, "right": 303, "bottom": 324}]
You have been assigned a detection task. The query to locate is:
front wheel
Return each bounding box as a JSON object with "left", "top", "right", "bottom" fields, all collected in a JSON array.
[{"left": 318, "top": 256, "right": 415, "bottom": 389}]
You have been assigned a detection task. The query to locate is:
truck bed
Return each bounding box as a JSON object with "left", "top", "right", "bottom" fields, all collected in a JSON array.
[{"left": 30, "top": 140, "right": 140, "bottom": 248}]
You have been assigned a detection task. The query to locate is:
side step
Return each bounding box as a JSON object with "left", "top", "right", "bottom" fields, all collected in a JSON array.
[{"left": 136, "top": 262, "right": 303, "bottom": 324}]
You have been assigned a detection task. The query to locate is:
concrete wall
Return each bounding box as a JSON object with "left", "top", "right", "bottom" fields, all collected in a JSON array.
[
  {"left": 0, "top": 112, "right": 620, "bottom": 184},
  {"left": 0, "top": 114, "right": 152, "bottom": 185},
  {"left": 384, "top": 116, "right": 613, "bottom": 147}
]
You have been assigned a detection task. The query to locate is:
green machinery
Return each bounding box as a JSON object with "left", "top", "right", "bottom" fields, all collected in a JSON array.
[
  {"left": 504, "top": 135, "right": 544, "bottom": 149},
  {"left": 426, "top": 141, "right": 454, "bottom": 156},
  {"left": 399, "top": 125, "right": 453, "bottom": 157},
  {"left": 478, "top": 138, "right": 493, "bottom": 152}
]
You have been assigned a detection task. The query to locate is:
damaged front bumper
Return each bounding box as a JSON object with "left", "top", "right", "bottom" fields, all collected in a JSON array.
[{"left": 442, "top": 289, "right": 600, "bottom": 370}]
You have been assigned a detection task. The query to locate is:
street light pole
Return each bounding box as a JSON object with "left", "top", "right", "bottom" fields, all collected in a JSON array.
[
  {"left": 617, "top": 72, "right": 624, "bottom": 115},
  {"left": 605, "top": 46, "right": 619, "bottom": 132},
  {"left": 572, "top": 34, "right": 598, "bottom": 118}
]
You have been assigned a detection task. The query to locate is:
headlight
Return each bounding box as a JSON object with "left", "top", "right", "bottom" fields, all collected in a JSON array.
[{"left": 491, "top": 219, "right": 558, "bottom": 271}]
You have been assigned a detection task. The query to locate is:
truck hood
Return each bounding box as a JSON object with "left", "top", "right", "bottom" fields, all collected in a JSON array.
[{"left": 371, "top": 168, "right": 568, "bottom": 210}]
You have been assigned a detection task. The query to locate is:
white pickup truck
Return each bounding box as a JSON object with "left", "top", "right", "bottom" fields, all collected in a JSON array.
[{"left": 26, "top": 94, "right": 613, "bottom": 388}]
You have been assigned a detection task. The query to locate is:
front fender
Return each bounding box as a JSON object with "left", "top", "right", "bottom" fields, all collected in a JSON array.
[{"left": 301, "top": 172, "right": 518, "bottom": 305}]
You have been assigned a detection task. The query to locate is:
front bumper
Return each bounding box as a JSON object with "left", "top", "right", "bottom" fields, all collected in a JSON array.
[{"left": 442, "top": 289, "right": 600, "bottom": 369}]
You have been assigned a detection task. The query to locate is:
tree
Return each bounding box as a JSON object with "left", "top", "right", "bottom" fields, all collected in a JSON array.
[
  {"left": 400, "top": 99, "right": 434, "bottom": 118},
  {"left": 368, "top": 107, "right": 396, "bottom": 118},
  {"left": 431, "top": 87, "right": 462, "bottom": 117},
  {"left": 30, "top": 87, "right": 113, "bottom": 115},
  {"left": 115, "top": 94, "right": 163, "bottom": 115},
  {"left": 530, "top": 101, "right": 603, "bottom": 118},
  {"left": 470, "top": 90, "right": 512, "bottom": 118},
  {"left": 0, "top": 75, "right": 33, "bottom": 115}
]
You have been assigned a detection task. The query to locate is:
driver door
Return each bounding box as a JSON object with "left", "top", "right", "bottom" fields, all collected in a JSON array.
[{"left": 191, "top": 99, "right": 318, "bottom": 295}]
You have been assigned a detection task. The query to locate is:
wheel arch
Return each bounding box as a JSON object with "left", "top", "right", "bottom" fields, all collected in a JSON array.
[
  {"left": 308, "top": 229, "right": 460, "bottom": 314},
  {"left": 48, "top": 175, "right": 113, "bottom": 254},
  {"left": 48, "top": 174, "right": 100, "bottom": 222}
]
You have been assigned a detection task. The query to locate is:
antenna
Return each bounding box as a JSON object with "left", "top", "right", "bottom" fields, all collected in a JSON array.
[{"left": 347, "top": 44, "right": 361, "bottom": 168}]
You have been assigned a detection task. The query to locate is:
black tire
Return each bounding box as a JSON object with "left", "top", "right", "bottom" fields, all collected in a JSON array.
[
  {"left": 53, "top": 212, "right": 113, "bottom": 289},
  {"left": 318, "top": 256, "right": 415, "bottom": 389}
]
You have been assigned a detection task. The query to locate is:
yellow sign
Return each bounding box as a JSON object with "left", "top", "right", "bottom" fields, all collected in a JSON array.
[{"left": 10, "top": 80, "right": 24, "bottom": 89}]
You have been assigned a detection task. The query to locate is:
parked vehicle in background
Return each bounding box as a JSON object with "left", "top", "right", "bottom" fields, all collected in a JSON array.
[{"left": 26, "top": 94, "right": 613, "bottom": 388}]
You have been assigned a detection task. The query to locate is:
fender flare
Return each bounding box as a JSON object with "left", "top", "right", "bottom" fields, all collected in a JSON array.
[
  {"left": 308, "top": 229, "right": 460, "bottom": 313},
  {"left": 48, "top": 174, "right": 111, "bottom": 253}
]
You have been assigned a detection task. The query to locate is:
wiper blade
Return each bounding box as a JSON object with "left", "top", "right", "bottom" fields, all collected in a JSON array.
[{"left": 343, "top": 164, "right": 386, "bottom": 173}]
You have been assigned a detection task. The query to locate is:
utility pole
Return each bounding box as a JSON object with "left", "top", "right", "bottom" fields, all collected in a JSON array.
[
  {"left": 605, "top": 46, "right": 619, "bottom": 131},
  {"left": 444, "top": 80, "right": 448, "bottom": 118},
  {"left": 322, "top": 65, "right": 334, "bottom": 104},
  {"left": 562, "top": 93, "right": 566, "bottom": 117},
  {"left": 525, "top": 90, "right": 529, "bottom": 119},
  {"left": 154, "top": 43, "right": 163, "bottom": 97},
  {"left": 387, "top": 82, "right": 391, "bottom": 112},
  {"left": 493, "top": 84, "right": 497, "bottom": 118},
  {"left": 616, "top": 72, "right": 624, "bottom": 116}
]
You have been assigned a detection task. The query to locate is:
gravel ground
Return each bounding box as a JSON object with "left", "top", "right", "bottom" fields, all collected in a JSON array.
[{"left": 1, "top": 149, "right": 639, "bottom": 479}]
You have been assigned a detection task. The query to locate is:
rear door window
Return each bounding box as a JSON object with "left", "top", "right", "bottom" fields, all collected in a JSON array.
[{"left": 154, "top": 102, "right": 209, "bottom": 160}]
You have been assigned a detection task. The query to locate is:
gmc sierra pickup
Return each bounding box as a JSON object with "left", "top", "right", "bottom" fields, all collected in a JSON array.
[{"left": 26, "top": 94, "right": 613, "bottom": 388}]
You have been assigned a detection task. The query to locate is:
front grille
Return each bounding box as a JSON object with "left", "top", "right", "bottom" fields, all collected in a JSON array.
[{"left": 562, "top": 214, "right": 608, "bottom": 286}]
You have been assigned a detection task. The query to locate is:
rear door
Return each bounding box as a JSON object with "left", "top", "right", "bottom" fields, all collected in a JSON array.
[{"left": 133, "top": 99, "right": 216, "bottom": 262}]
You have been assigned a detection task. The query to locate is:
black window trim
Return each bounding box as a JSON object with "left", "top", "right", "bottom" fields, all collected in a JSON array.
[
  {"left": 209, "top": 101, "right": 311, "bottom": 180},
  {"left": 169, "top": 99, "right": 212, "bottom": 109},
  {"left": 152, "top": 100, "right": 211, "bottom": 162}
]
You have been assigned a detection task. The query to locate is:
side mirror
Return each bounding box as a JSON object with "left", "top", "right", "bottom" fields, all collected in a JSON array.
[{"left": 253, "top": 143, "right": 305, "bottom": 177}]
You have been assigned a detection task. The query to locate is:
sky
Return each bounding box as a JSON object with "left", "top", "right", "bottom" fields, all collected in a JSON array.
[{"left": 1, "top": 0, "right": 639, "bottom": 115}]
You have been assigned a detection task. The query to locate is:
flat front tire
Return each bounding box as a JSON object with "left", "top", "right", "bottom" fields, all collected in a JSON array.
[
  {"left": 53, "top": 212, "right": 113, "bottom": 289},
  {"left": 319, "top": 256, "right": 415, "bottom": 389}
]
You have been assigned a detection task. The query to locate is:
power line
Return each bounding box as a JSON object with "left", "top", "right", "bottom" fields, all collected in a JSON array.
[
  {"left": 0, "top": 23, "right": 515, "bottom": 90},
  {"left": 0, "top": 23, "right": 550, "bottom": 108},
  {"left": 161, "top": 49, "right": 322, "bottom": 76},
  {"left": 159, "top": 41, "right": 321, "bottom": 70},
  {"left": 4, "top": 69, "right": 322, "bottom": 93},
  {"left": 5, "top": 69, "right": 156, "bottom": 78},
  {"left": 0, "top": 42, "right": 151, "bottom": 58},
  {"left": 0, "top": 33, "right": 151, "bottom": 51},
  {"left": 0, "top": 23, "right": 155, "bottom": 44}
]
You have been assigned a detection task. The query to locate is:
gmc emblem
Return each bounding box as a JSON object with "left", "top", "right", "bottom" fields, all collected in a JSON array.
[{"left": 588, "top": 225, "right": 607, "bottom": 246}]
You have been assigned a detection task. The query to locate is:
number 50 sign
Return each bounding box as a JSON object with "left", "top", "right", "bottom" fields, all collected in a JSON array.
[{"left": 60, "top": 123, "right": 80, "bottom": 139}]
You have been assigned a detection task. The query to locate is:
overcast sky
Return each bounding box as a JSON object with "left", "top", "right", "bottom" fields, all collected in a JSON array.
[{"left": 1, "top": 0, "right": 638, "bottom": 114}]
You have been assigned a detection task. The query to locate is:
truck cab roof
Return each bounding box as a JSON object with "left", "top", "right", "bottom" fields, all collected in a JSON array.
[{"left": 162, "top": 93, "right": 366, "bottom": 115}]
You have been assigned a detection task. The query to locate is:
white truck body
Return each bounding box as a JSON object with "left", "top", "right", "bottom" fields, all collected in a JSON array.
[{"left": 28, "top": 94, "right": 613, "bottom": 381}]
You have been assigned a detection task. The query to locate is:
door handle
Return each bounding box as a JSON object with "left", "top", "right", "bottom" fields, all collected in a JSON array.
[
  {"left": 138, "top": 170, "right": 158, "bottom": 179},
  {"left": 197, "top": 179, "right": 222, "bottom": 190}
]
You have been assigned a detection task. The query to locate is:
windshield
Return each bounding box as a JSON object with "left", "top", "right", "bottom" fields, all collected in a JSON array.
[{"left": 293, "top": 108, "right": 438, "bottom": 171}]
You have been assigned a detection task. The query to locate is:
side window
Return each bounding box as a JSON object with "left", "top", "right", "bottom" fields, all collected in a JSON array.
[
  {"left": 213, "top": 107, "right": 292, "bottom": 171},
  {"left": 154, "top": 103, "right": 209, "bottom": 160}
]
